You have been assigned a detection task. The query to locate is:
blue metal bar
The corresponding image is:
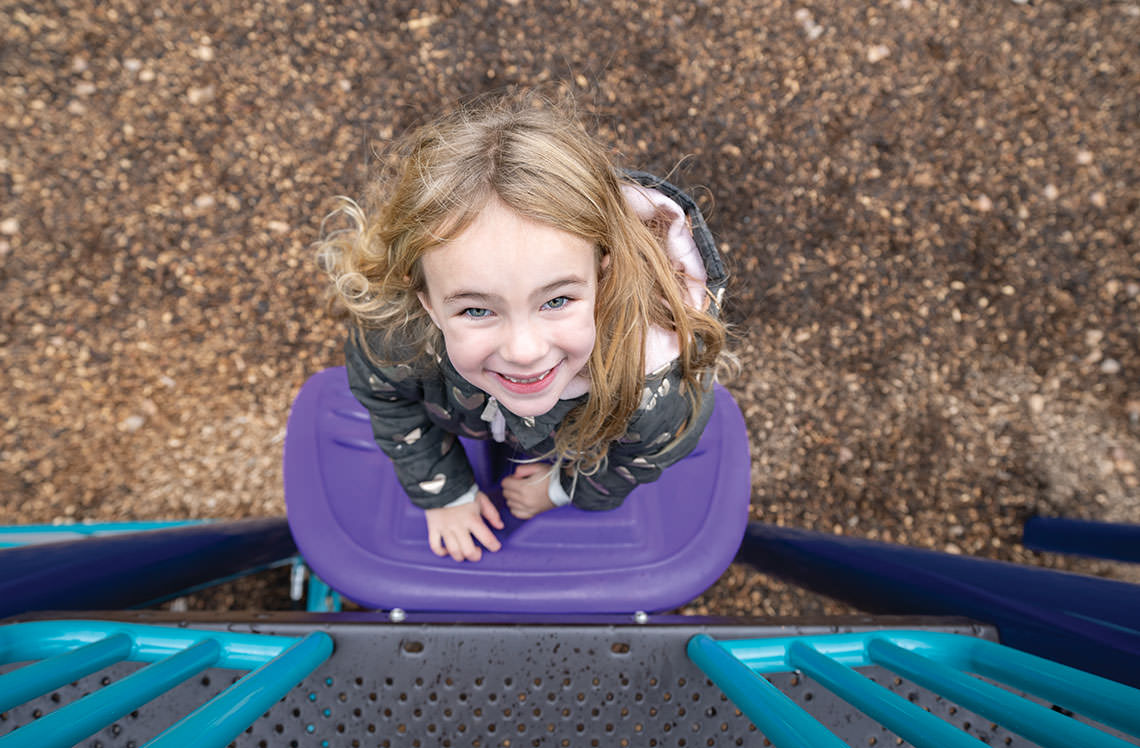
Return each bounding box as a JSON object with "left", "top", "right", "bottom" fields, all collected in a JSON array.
[
  {"left": 0, "top": 518, "right": 296, "bottom": 618},
  {"left": 686, "top": 634, "right": 848, "bottom": 748},
  {"left": 786, "top": 641, "right": 983, "bottom": 748},
  {"left": 0, "top": 633, "right": 132, "bottom": 713},
  {"left": 737, "top": 522, "right": 1140, "bottom": 688},
  {"left": 0, "top": 639, "right": 223, "bottom": 748},
  {"left": 146, "top": 631, "right": 334, "bottom": 748},
  {"left": 1023, "top": 516, "right": 1140, "bottom": 564},
  {"left": 866, "top": 637, "right": 1136, "bottom": 748}
]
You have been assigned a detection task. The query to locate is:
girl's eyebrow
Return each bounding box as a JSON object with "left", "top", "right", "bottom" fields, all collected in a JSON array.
[
  {"left": 442, "top": 289, "right": 495, "bottom": 305},
  {"left": 442, "top": 276, "right": 588, "bottom": 306},
  {"left": 535, "top": 276, "right": 588, "bottom": 297}
]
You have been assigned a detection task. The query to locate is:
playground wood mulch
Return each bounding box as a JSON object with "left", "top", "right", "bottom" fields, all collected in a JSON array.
[{"left": 2, "top": 0, "right": 1138, "bottom": 614}]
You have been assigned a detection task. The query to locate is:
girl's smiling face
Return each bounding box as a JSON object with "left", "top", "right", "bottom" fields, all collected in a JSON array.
[{"left": 417, "top": 198, "right": 599, "bottom": 418}]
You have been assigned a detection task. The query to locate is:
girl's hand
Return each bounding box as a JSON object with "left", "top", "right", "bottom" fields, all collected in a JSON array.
[
  {"left": 423, "top": 492, "right": 504, "bottom": 562},
  {"left": 502, "top": 463, "right": 557, "bottom": 520}
]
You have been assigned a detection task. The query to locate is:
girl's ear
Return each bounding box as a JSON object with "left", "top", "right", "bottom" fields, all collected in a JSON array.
[
  {"left": 599, "top": 251, "right": 612, "bottom": 274},
  {"left": 417, "top": 291, "right": 442, "bottom": 329}
]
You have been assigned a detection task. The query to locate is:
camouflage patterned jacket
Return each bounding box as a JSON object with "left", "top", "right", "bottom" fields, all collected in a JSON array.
[{"left": 344, "top": 172, "right": 726, "bottom": 512}]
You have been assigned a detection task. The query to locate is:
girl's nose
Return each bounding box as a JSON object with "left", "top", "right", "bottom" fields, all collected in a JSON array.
[{"left": 502, "top": 320, "right": 549, "bottom": 366}]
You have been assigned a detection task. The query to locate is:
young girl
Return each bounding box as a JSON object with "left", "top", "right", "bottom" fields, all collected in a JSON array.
[{"left": 319, "top": 91, "right": 730, "bottom": 563}]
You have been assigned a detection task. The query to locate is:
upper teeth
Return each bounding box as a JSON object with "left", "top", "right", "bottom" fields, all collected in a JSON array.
[{"left": 503, "top": 368, "right": 550, "bottom": 384}]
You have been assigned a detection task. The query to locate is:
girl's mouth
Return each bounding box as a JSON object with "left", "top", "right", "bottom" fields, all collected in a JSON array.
[{"left": 494, "top": 363, "right": 560, "bottom": 394}]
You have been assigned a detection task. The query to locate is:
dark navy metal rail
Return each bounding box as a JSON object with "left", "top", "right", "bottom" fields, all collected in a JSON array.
[
  {"left": 0, "top": 519, "right": 296, "bottom": 619},
  {"left": 737, "top": 521, "right": 1140, "bottom": 688},
  {"left": 1023, "top": 515, "right": 1140, "bottom": 564}
]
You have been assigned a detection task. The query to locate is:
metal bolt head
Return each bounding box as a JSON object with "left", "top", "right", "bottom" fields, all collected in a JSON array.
[
  {"left": 633, "top": 610, "right": 649, "bottom": 624},
  {"left": 389, "top": 608, "right": 407, "bottom": 623},
  {"left": 289, "top": 561, "right": 306, "bottom": 601}
]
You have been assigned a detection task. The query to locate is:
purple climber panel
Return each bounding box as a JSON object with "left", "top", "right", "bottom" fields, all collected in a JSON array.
[{"left": 284, "top": 367, "right": 750, "bottom": 613}]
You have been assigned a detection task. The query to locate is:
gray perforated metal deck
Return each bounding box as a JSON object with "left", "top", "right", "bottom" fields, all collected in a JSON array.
[{"left": 3, "top": 612, "right": 1126, "bottom": 747}]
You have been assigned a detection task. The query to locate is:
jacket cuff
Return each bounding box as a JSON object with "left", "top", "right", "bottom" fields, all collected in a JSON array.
[
  {"left": 441, "top": 483, "right": 479, "bottom": 508},
  {"left": 548, "top": 473, "right": 572, "bottom": 507}
]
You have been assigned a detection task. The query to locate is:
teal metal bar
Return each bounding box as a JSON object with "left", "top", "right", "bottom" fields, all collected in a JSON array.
[
  {"left": 958, "top": 637, "right": 1140, "bottom": 737},
  {"left": 0, "top": 521, "right": 208, "bottom": 548},
  {"left": 147, "top": 631, "right": 334, "bottom": 748},
  {"left": 1, "top": 620, "right": 296, "bottom": 670},
  {"left": 306, "top": 571, "right": 342, "bottom": 613},
  {"left": 721, "top": 630, "right": 923, "bottom": 670},
  {"left": 786, "top": 641, "right": 983, "bottom": 748},
  {"left": 0, "top": 639, "right": 223, "bottom": 748},
  {"left": 0, "top": 633, "right": 132, "bottom": 713},
  {"left": 686, "top": 634, "right": 848, "bottom": 748},
  {"left": 867, "top": 637, "right": 1136, "bottom": 748},
  {"left": 0, "top": 622, "right": 334, "bottom": 747}
]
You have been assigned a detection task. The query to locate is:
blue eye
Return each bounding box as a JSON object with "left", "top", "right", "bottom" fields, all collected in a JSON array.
[
  {"left": 541, "top": 296, "right": 570, "bottom": 311},
  {"left": 462, "top": 307, "right": 491, "bottom": 319}
]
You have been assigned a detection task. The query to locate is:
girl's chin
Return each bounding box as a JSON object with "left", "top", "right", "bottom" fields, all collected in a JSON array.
[{"left": 498, "top": 399, "right": 557, "bottom": 418}]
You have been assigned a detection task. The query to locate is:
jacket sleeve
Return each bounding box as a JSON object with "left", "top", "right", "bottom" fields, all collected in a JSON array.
[
  {"left": 561, "top": 373, "right": 716, "bottom": 511},
  {"left": 344, "top": 332, "right": 477, "bottom": 509}
]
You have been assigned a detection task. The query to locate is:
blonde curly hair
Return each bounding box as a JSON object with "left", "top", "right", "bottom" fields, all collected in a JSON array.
[{"left": 318, "top": 90, "right": 727, "bottom": 473}]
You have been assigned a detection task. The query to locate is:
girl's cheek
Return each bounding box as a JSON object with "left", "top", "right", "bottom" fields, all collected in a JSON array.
[
  {"left": 565, "top": 315, "right": 598, "bottom": 352},
  {"left": 458, "top": 327, "right": 499, "bottom": 355},
  {"left": 580, "top": 308, "right": 600, "bottom": 338}
]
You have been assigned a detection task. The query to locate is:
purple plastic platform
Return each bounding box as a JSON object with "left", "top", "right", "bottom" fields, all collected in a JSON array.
[{"left": 284, "top": 367, "right": 751, "bottom": 613}]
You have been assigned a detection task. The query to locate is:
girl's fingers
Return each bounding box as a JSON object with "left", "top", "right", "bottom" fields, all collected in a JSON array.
[
  {"left": 505, "top": 497, "right": 533, "bottom": 519},
  {"left": 442, "top": 530, "right": 467, "bottom": 562},
  {"left": 458, "top": 531, "right": 481, "bottom": 561},
  {"left": 502, "top": 475, "right": 543, "bottom": 496},
  {"left": 427, "top": 505, "right": 502, "bottom": 562},
  {"left": 471, "top": 521, "right": 502, "bottom": 553},
  {"left": 478, "top": 493, "right": 505, "bottom": 529},
  {"left": 510, "top": 463, "right": 546, "bottom": 480},
  {"left": 428, "top": 530, "right": 446, "bottom": 557},
  {"left": 442, "top": 533, "right": 459, "bottom": 561}
]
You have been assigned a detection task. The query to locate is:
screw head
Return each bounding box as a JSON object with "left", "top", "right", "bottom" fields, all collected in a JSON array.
[{"left": 389, "top": 608, "right": 407, "bottom": 622}]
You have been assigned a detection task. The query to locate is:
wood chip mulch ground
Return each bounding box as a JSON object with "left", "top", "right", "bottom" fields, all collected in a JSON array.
[{"left": 2, "top": 0, "right": 1138, "bottom": 615}]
